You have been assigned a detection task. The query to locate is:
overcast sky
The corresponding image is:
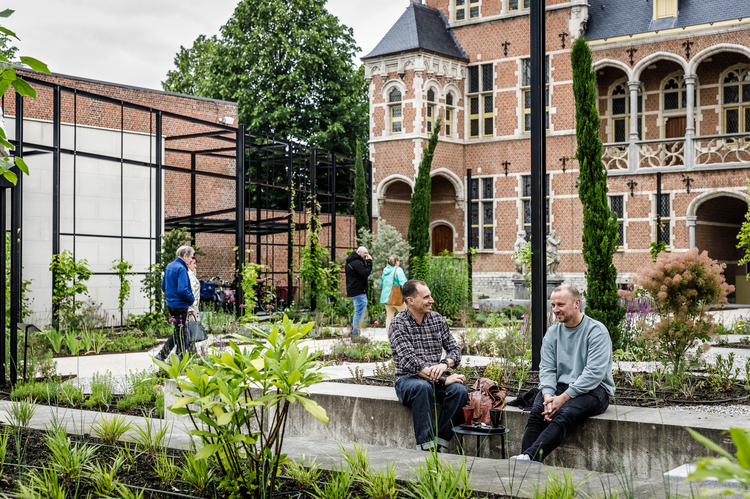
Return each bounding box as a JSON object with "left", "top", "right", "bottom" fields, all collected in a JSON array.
[{"left": 9, "top": 0, "right": 408, "bottom": 91}]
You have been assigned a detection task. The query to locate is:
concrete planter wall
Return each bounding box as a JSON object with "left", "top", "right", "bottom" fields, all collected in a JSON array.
[
  {"left": 282, "top": 382, "right": 736, "bottom": 479},
  {"left": 165, "top": 379, "right": 735, "bottom": 479}
]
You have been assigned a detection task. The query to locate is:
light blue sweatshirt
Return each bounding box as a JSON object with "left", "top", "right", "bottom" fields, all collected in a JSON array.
[
  {"left": 380, "top": 265, "right": 408, "bottom": 303},
  {"left": 539, "top": 315, "right": 615, "bottom": 399}
]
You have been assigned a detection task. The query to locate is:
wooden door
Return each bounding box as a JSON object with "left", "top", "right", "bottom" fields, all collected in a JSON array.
[
  {"left": 665, "top": 116, "right": 686, "bottom": 166},
  {"left": 666, "top": 116, "right": 686, "bottom": 138},
  {"left": 432, "top": 225, "right": 453, "bottom": 256}
]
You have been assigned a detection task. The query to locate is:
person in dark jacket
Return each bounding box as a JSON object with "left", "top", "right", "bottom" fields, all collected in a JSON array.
[
  {"left": 345, "top": 246, "right": 372, "bottom": 336},
  {"left": 155, "top": 245, "right": 195, "bottom": 361}
]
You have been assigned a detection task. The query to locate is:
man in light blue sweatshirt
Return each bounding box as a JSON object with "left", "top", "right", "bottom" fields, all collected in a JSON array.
[{"left": 512, "top": 284, "right": 614, "bottom": 462}]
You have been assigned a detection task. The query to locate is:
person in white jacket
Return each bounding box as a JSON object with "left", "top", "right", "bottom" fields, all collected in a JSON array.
[{"left": 187, "top": 257, "right": 200, "bottom": 322}]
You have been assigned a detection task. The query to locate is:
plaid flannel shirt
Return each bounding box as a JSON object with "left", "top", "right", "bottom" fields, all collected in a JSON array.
[{"left": 388, "top": 308, "right": 462, "bottom": 384}]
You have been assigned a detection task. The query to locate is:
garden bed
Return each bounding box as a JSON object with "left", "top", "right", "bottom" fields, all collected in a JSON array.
[
  {"left": 3, "top": 371, "right": 164, "bottom": 419},
  {"left": 334, "top": 364, "right": 750, "bottom": 408},
  {"left": 0, "top": 425, "right": 215, "bottom": 498}
]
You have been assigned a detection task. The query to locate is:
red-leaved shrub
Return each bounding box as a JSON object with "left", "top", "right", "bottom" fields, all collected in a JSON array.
[{"left": 619, "top": 248, "right": 734, "bottom": 375}]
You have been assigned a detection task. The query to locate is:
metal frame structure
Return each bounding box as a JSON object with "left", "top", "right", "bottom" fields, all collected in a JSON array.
[
  {"left": 2, "top": 77, "right": 369, "bottom": 385},
  {"left": 530, "top": 0, "right": 547, "bottom": 370}
]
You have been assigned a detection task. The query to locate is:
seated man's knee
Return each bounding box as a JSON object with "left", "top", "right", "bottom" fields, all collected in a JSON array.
[
  {"left": 445, "top": 382, "right": 468, "bottom": 397},
  {"left": 404, "top": 379, "right": 433, "bottom": 399}
]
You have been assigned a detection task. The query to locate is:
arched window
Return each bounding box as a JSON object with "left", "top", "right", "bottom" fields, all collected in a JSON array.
[
  {"left": 663, "top": 76, "right": 689, "bottom": 111},
  {"left": 610, "top": 83, "right": 642, "bottom": 142},
  {"left": 389, "top": 88, "right": 402, "bottom": 135},
  {"left": 445, "top": 92, "right": 455, "bottom": 137},
  {"left": 722, "top": 68, "right": 750, "bottom": 135},
  {"left": 426, "top": 88, "right": 436, "bottom": 133}
]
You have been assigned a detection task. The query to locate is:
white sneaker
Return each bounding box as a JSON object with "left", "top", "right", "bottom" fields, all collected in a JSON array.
[{"left": 509, "top": 454, "right": 531, "bottom": 461}]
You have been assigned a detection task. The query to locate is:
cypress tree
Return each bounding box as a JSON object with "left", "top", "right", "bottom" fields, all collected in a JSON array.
[
  {"left": 353, "top": 140, "right": 370, "bottom": 237},
  {"left": 572, "top": 36, "right": 626, "bottom": 348},
  {"left": 407, "top": 116, "right": 442, "bottom": 278}
]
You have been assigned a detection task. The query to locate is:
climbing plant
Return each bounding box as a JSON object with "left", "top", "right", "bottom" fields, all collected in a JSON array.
[{"left": 111, "top": 259, "right": 134, "bottom": 319}]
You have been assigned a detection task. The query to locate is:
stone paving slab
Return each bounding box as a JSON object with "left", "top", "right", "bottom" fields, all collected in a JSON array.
[
  {"left": 0, "top": 396, "right": 715, "bottom": 499},
  {"left": 282, "top": 437, "right": 710, "bottom": 499}
]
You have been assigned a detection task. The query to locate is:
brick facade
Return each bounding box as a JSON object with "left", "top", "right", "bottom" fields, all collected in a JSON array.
[{"left": 364, "top": 0, "right": 750, "bottom": 302}]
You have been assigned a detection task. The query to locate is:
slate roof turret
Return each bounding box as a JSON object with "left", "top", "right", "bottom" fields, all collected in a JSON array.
[{"left": 362, "top": 3, "right": 469, "bottom": 61}]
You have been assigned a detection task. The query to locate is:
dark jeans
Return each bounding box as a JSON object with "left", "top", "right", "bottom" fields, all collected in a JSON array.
[
  {"left": 396, "top": 376, "right": 469, "bottom": 450},
  {"left": 159, "top": 307, "right": 189, "bottom": 358},
  {"left": 521, "top": 383, "right": 609, "bottom": 462}
]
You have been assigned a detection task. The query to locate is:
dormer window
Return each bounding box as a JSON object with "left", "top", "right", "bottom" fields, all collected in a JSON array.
[{"left": 654, "top": 0, "right": 677, "bottom": 19}]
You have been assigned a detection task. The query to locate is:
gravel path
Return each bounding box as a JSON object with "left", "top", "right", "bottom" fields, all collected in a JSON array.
[{"left": 664, "top": 404, "right": 750, "bottom": 417}]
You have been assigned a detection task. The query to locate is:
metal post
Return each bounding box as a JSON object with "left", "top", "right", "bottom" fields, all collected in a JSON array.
[
  {"left": 466, "top": 168, "right": 473, "bottom": 301},
  {"left": 155, "top": 111, "right": 163, "bottom": 266},
  {"left": 190, "top": 153, "right": 196, "bottom": 238},
  {"left": 10, "top": 92, "right": 24, "bottom": 386},
  {"left": 310, "top": 149, "right": 317, "bottom": 312},
  {"left": 52, "top": 86, "right": 61, "bottom": 324},
  {"left": 255, "top": 153, "right": 262, "bottom": 266},
  {"left": 287, "top": 143, "right": 294, "bottom": 302},
  {"left": 236, "top": 125, "right": 246, "bottom": 310},
  {"left": 530, "top": 0, "right": 547, "bottom": 372},
  {"left": 0, "top": 188, "right": 5, "bottom": 384},
  {"left": 330, "top": 153, "right": 337, "bottom": 263}
]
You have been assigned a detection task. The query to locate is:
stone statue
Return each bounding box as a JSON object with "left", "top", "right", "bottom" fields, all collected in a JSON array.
[
  {"left": 512, "top": 231, "right": 527, "bottom": 276},
  {"left": 546, "top": 230, "right": 561, "bottom": 276}
]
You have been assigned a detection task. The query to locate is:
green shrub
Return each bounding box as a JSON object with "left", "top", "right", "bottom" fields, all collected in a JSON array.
[
  {"left": 418, "top": 255, "right": 469, "bottom": 319},
  {"left": 85, "top": 371, "right": 116, "bottom": 409},
  {"left": 357, "top": 221, "right": 412, "bottom": 295},
  {"left": 162, "top": 316, "right": 329, "bottom": 497},
  {"left": 11, "top": 378, "right": 83, "bottom": 406},
  {"left": 117, "top": 370, "right": 159, "bottom": 411},
  {"left": 502, "top": 304, "right": 526, "bottom": 320}
]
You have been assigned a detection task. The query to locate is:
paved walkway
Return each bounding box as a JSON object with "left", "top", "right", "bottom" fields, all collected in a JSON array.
[{"left": 0, "top": 400, "right": 703, "bottom": 498}]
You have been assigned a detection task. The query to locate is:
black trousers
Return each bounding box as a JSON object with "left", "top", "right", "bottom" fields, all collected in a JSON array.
[{"left": 159, "top": 307, "right": 189, "bottom": 358}]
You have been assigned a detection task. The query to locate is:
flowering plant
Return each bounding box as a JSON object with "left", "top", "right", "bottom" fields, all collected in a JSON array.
[{"left": 619, "top": 248, "right": 733, "bottom": 375}]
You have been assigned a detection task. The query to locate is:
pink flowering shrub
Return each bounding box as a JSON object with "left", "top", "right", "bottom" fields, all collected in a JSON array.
[{"left": 619, "top": 248, "right": 734, "bottom": 375}]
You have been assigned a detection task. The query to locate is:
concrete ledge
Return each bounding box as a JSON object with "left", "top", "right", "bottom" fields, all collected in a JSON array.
[{"left": 284, "top": 382, "right": 740, "bottom": 479}]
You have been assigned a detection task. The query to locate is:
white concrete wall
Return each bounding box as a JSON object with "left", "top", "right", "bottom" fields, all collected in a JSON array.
[{"left": 6, "top": 116, "right": 162, "bottom": 327}]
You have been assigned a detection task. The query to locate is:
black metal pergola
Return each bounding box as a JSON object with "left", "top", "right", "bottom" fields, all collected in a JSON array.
[{"left": 2, "top": 77, "right": 370, "bottom": 385}]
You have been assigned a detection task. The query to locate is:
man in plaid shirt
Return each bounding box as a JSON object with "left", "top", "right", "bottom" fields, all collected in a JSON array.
[{"left": 388, "top": 279, "right": 468, "bottom": 451}]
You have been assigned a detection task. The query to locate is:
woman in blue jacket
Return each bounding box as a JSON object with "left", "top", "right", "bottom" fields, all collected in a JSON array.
[{"left": 380, "top": 255, "right": 408, "bottom": 333}]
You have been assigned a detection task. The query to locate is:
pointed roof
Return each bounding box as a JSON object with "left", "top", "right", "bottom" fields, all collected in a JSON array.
[{"left": 362, "top": 3, "right": 469, "bottom": 61}]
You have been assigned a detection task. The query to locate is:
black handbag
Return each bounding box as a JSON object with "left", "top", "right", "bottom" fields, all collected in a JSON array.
[{"left": 186, "top": 321, "right": 207, "bottom": 342}]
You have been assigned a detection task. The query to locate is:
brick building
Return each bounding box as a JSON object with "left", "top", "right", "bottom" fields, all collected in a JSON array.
[{"left": 362, "top": 0, "right": 750, "bottom": 303}]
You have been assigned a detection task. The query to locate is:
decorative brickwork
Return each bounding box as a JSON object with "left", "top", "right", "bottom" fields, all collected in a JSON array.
[{"left": 365, "top": 1, "right": 750, "bottom": 302}]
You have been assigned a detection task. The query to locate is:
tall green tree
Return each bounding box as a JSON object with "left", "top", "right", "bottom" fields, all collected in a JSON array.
[
  {"left": 353, "top": 141, "right": 369, "bottom": 236},
  {"left": 572, "top": 36, "right": 625, "bottom": 348},
  {"left": 161, "top": 34, "right": 217, "bottom": 96},
  {"left": 162, "top": 0, "right": 368, "bottom": 156},
  {"left": 407, "top": 116, "right": 442, "bottom": 277}
]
